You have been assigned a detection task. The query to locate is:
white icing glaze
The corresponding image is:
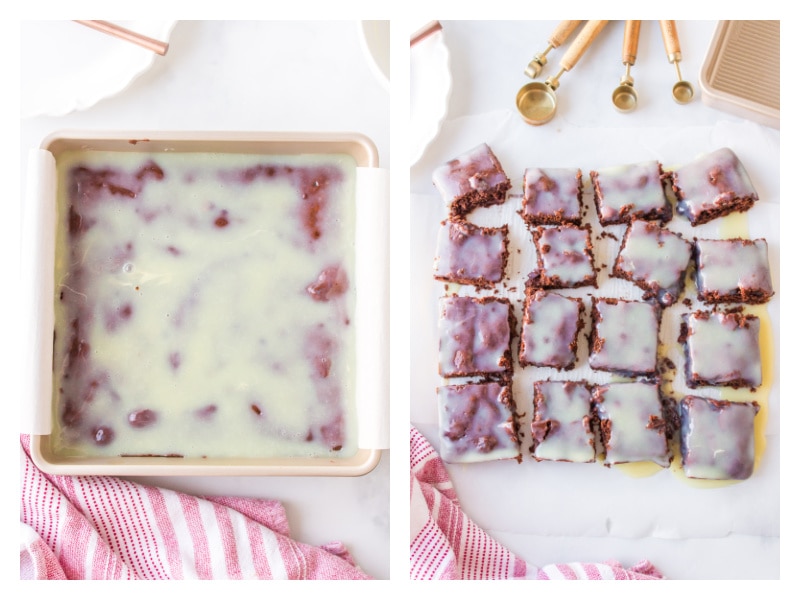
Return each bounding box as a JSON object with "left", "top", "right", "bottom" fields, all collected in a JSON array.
[
  {"left": 532, "top": 381, "right": 594, "bottom": 462},
  {"left": 684, "top": 311, "right": 762, "bottom": 387},
  {"left": 433, "top": 220, "right": 506, "bottom": 285},
  {"left": 614, "top": 219, "right": 692, "bottom": 305},
  {"left": 694, "top": 238, "right": 773, "bottom": 301},
  {"left": 52, "top": 150, "right": 358, "bottom": 459},
  {"left": 520, "top": 291, "right": 581, "bottom": 368},
  {"left": 592, "top": 160, "right": 666, "bottom": 222},
  {"left": 438, "top": 381, "right": 519, "bottom": 463},
  {"left": 438, "top": 296, "right": 511, "bottom": 377},
  {"left": 431, "top": 142, "right": 508, "bottom": 206},
  {"left": 535, "top": 225, "right": 595, "bottom": 286},
  {"left": 673, "top": 147, "right": 758, "bottom": 222},
  {"left": 680, "top": 396, "right": 759, "bottom": 480},
  {"left": 522, "top": 167, "right": 581, "bottom": 222},
  {"left": 589, "top": 299, "right": 659, "bottom": 375},
  {"left": 594, "top": 382, "right": 670, "bottom": 467}
]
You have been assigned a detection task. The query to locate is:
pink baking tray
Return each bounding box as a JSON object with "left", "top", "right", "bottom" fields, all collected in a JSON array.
[{"left": 24, "top": 131, "right": 388, "bottom": 476}]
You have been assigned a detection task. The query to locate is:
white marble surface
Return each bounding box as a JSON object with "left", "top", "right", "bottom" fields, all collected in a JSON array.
[
  {"left": 410, "top": 20, "right": 783, "bottom": 580},
  {"left": 19, "top": 20, "right": 389, "bottom": 580}
]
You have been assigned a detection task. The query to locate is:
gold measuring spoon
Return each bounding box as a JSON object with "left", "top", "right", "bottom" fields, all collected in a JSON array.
[
  {"left": 525, "top": 20, "right": 582, "bottom": 79},
  {"left": 516, "top": 20, "right": 609, "bottom": 126},
  {"left": 659, "top": 20, "right": 694, "bottom": 103},
  {"left": 611, "top": 20, "right": 641, "bottom": 112}
]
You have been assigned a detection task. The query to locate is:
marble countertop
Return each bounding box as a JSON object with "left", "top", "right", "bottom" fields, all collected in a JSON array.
[{"left": 19, "top": 20, "right": 390, "bottom": 580}]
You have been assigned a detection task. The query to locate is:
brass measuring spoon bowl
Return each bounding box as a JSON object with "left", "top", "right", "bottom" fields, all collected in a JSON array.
[
  {"left": 612, "top": 77, "right": 638, "bottom": 112},
  {"left": 612, "top": 20, "right": 641, "bottom": 112},
  {"left": 516, "top": 20, "right": 608, "bottom": 125},
  {"left": 660, "top": 20, "right": 694, "bottom": 104},
  {"left": 525, "top": 20, "right": 582, "bottom": 79},
  {"left": 671, "top": 72, "right": 695, "bottom": 104},
  {"left": 516, "top": 80, "right": 559, "bottom": 125}
]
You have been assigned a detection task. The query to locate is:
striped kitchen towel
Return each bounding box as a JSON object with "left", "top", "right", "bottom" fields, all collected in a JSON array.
[
  {"left": 19, "top": 435, "right": 371, "bottom": 580},
  {"left": 410, "top": 426, "right": 663, "bottom": 580}
]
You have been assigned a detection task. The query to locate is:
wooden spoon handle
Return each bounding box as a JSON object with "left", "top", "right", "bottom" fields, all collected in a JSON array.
[
  {"left": 659, "top": 20, "right": 682, "bottom": 63},
  {"left": 560, "top": 20, "right": 609, "bottom": 72},
  {"left": 548, "top": 20, "right": 582, "bottom": 48},
  {"left": 622, "top": 20, "right": 641, "bottom": 66}
]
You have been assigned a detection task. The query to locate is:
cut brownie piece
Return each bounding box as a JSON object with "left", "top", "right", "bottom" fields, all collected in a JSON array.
[
  {"left": 589, "top": 160, "right": 671, "bottom": 226},
  {"left": 680, "top": 309, "right": 761, "bottom": 389},
  {"left": 437, "top": 295, "right": 515, "bottom": 379},
  {"left": 528, "top": 224, "right": 597, "bottom": 289},
  {"left": 679, "top": 395, "right": 760, "bottom": 480},
  {"left": 588, "top": 298, "right": 661, "bottom": 377},
  {"left": 530, "top": 380, "right": 595, "bottom": 463},
  {"left": 438, "top": 380, "right": 522, "bottom": 463},
  {"left": 520, "top": 167, "right": 583, "bottom": 226},
  {"left": 433, "top": 220, "right": 509, "bottom": 289},
  {"left": 671, "top": 147, "right": 759, "bottom": 226},
  {"left": 693, "top": 237, "right": 774, "bottom": 304},
  {"left": 432, "top": 143, "right": 511, "bottom": 220},
  {"left": 612, "top": 219, "right": 693, "bottom": 307},
  {"left": 519, "top": 288, "right": 584, "bottom": 370},
  {"left": 593, "top": 381, "right": 672, "bottom": 468}
]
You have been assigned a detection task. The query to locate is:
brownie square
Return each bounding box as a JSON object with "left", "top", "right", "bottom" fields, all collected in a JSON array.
[
  {"left": 593, "top": 381, "right": 672, "bottom": 467},
  {"left": 433, "top": 220, "right": 509, "bottom": 289},
  {"left": 530, "top": 380, "right": 595, "bottom": 463},
  {"left": 679, "top": 395, "right": 760, "bottom": 480},
  {"left": 589, "top": 160, "right": 671, "bottom": 225},
  {"left": 528, "top": 224, "right": 597, "bottom": 289},
  {"left": 437, "top": 295, "right": 515, "bottom": 378},
  {"left": 693, "top": 237, "right": 774, "bottom": 304},
  {"left": 432, "top": 143, "right": 511, "bottom": 220},
  {"left": 612, "top": 219, "right": 693, "bottom": 307},
  {"left": 519, "top": 289, "right": 584, "bottom": 370},
  {"left": 588, "top": 298, "right": 661, "bottom": 377},
  {"left": 438, "top": 381, "right": 522, "bottom": 463},
  {"left": 671, "top": 147, "right": 759, "bottom": 226},
  {"left": 520, "top": 167, "right": 583, "bottom": 226},
  {"left": 680, "top": 310, "right": 762, "bottom": 389}
]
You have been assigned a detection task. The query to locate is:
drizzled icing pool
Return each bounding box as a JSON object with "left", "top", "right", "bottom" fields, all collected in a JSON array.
[{"left": 51, "top": 150, "right": 359, "bottom": 460}]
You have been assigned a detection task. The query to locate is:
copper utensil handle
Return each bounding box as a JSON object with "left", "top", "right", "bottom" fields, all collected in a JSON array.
[
  {"left": 622, "top": 20, "right": 641, "bottom": 65},
  {"left": 659, "top": 20, "right": 682, "bottom": 63},
  {"left": 560, "top": 20, "right": 609, "bottom": 72},
  {"left": 548, "top": 20, "right": 582, "bottom": 48},
  {"left": 74, "top": 20, "right": 169, "bottom": 56},
  {"left": 410, "top": 21, "right": 442, "bottom": 47}
]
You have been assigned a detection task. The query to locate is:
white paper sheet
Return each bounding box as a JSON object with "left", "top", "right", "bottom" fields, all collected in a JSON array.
[{"left": 410, "top": 116, "right": 779, "bottom": 547}]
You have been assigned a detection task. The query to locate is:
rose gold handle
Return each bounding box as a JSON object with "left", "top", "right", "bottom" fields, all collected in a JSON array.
[
  {"left": 74, "top": 20, "right": 169, "bottom": 56},
  {"left": 560, "top": 20, "right": 609, "bottom": 72},
  {"left": 622, "top": 20, "right": 641, "bottom": 66},
  {"left": 548, "top": 20, "right": 582, "bottom": 48},
  {"left": 659, "top": 20, "right": 682, "bottom": 63}
]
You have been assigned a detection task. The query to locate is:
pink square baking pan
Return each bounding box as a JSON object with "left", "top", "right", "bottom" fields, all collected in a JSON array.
[{"left": 22, "top": 131, "right": 389, "bottom": 476}]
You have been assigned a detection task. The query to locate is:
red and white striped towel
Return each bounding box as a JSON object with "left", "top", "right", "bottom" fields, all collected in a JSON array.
[
  {"left": 19, "top": 435, "right": 371, "bottom": 580},
  {"left": 410, "top": 426, "right": 663, "bottom": 580}
]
